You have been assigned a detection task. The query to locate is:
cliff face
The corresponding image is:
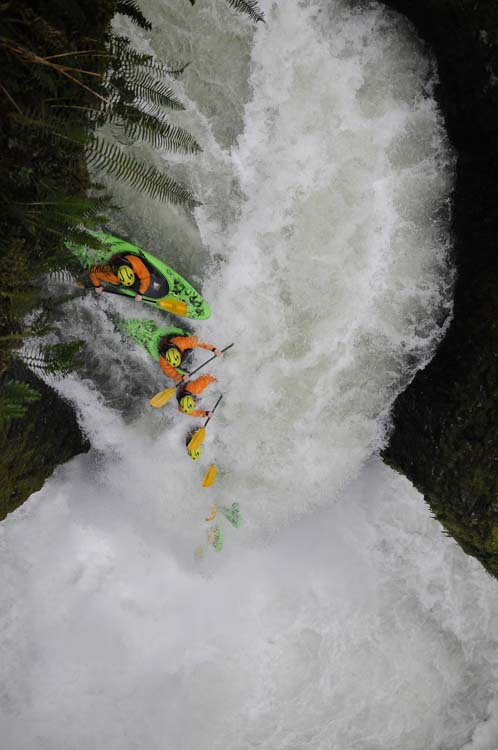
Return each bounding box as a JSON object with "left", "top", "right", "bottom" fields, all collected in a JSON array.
[
  {"left": 0, "top": 0, "right": 117, "bottom": 521},
  {"left": 0, "top": 366, "right": 89, "bottom": 521},
  {"left": 375, "top": 0, "right": 498, "bottom": 576}
]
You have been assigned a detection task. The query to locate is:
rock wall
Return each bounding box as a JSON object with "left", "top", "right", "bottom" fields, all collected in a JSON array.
[
  {"left": 0, "top": 365, "right": 89, "bottom": 520},
  {"left": 377, "top": 0, "right": 498, "bottom": 577}
]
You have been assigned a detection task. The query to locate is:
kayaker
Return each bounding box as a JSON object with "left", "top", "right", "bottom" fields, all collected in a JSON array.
[
  {"left": 194, "top": 525, "right": 224, "bottom": 558},
  {"left": 207, "top": 525, "right": 224, "bottom": 552},
  {"left": 89, "top": 253, "right": 151, "bottom": 301},
  {"left": 159, "top": 334, "right": 222, "bottom": 382},
  {"left": 177, "top": 374, "right": 217, "bottom": 418},
  {"left": 218, "top": 502, "right": 242, "bottom": 528}
]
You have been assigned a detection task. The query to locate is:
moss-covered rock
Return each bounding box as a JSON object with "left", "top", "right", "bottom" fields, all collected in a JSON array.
[
  {"left": 375, "top": 0, "right": 498, "bottom": 578},
  {"left": 0, "top": 0, "right": 117, "bottom": 520},
  {"left": 0, "top": 365, "right": 89, "bottom": 520}
]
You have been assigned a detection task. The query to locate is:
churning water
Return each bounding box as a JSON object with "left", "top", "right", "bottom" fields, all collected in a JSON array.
[{"left": 3, "top": 1, "right": 498, "bottom": 748}]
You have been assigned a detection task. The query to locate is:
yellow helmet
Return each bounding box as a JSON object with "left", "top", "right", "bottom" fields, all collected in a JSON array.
[
  {"left": 188, "top": 446, "right": 201, "bottom": 460},
  {"left": 179, "top": 394, "right": 195, "bottom": 414},
  {"left": 117, "top": 265, "right": 135, "bottom": 286},
  {"left": 165, "top": 346, "right": 181, "bottom": 367}
]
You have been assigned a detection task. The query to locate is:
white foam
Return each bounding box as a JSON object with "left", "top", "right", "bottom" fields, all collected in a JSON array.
[{"left": 3, "top": 2, "right": 493, "bottom": 749}]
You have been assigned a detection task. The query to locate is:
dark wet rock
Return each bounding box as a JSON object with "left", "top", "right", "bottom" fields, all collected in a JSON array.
[
  {"left": 376, "top": 0, "right": 498, "bottom": 577},
  {"left": 0, "top": 364, "right": 89, "bottom": 521}
]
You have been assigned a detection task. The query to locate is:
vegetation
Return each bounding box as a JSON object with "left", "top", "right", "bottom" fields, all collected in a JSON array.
[
  {"left": 0, "top": 0, "right": 263, "bottom": 517},
  {"left": 0, "top": 363, "right": 90, "bottom": 521},
  {"left": 0, "top": 0, "right": 200, "bottom": 401},
  {"left": 0, "top": 379, "right": 41, "bottom": 429},
  {"left": 190, "top": 0, "right": 265, "bottom": 23}
]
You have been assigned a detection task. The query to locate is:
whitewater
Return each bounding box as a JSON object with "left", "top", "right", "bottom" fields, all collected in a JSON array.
[{"left": 2, "top": 0, "right": 498, "bottom": 748}]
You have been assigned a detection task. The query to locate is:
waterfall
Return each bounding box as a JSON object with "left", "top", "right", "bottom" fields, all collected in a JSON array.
[{"left": 2, "top": 2, "right": 498, "bottom": 749}]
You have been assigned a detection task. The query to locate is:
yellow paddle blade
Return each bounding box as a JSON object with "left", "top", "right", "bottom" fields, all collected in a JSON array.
[
  {"left": 188, "top": 427, "right": 206, "bottom": 454},
  {"left": 157, "top": 298, "right": 188, "bottom": 316},
  {"left": 202, "top": 464, "right": 217, "bottom": 488},
  {"left": 149, "top": 386, "right": 176, "bottom": 408}
]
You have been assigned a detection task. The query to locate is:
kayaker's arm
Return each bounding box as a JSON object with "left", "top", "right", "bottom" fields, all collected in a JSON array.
[
  {"left": 159, "top": 356, "right": 188, "bottom": 382},
  {"left": 89, "top": 264, "right": 120, "bottom": 290},
  {"left": 171, "top": 335, "right": 222, "bottom": 356},
  {"left": 126, "top": 255, "right": 150, "bottom": 295},
  {"left": 177, "top": 406, "right": 213, "bottom": 418}
]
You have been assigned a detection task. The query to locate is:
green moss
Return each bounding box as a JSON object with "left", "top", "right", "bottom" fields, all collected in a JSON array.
[{"left": 484, "top": 527, "right": 498, "bottom": 553}]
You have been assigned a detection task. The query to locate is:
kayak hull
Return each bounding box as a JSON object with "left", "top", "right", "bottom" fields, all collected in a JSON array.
[
  {"left": 72, "top": 233, "right": 211, "bottom": 320},
  {"left": 120, "top": 319, "right": 188, "bottom": 361}
]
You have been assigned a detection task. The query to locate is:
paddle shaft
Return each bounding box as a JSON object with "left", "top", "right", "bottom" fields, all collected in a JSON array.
[
  {"left": 99, "top": 284, "right": 164, "bottom": 309},
  {"left": 77, "top": 281, "right": 181, "bottom": 311},
  {"left": 204, "top": 394, "right": 223, "bottom": 425},
  {"left": 186, "top": 343, "right": 234, "bottom": 380}
]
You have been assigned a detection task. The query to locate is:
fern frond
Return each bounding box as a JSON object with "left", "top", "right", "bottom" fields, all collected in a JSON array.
[
  {"left": 43, "top": 341, "right": 84, "bottom": 377},
  {"left": 224, "top": 0, "right": 265, "bottom": 22},
  {"left": 14, "top": 197, "right": 110, "bottom": 238},
  {"left": 23, "top": 194, "right": 110, "bottom": 217},
  {"left": 113, "top": 69, "right": 185, "bottom": 110},
  {"left": 46, "top": 268, "right": 76, "bottom": 284},
  {"left": 21, "top": 341, "right": 84, "bottom": 379},
  {"left": 107, "top": 35, "right": 166, "bottom": 76},
  {"left": 158, "top": 61, "right": 190, "bottom": 79},
  {"left": 86, "top": 137, "right": 198, "bottom": 204},
  {"left": 63, "top": 227, "right": 112, "bottom": 252},
  {"left": 10, "top": 110, "right": 92, "bottom": 149},
  {"left": 0, "top": 379, "right": 40, "bottom": 428},
  {"left": 118, "top": 106, "right": 201, "bottom": 153},
  {"left": 2, "top": 380, "right": 40, "bottom": 404},
  {"left": 108, "top": 35, "right": 187, "bottom": 78},
  {"left": 116, "top": 0, "right": 152, "bottom": 29}
]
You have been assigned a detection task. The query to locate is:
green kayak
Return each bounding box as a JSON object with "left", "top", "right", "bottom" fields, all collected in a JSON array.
[
  {"left": 120, "top": 318, "right": 188, "bottom": 361},
  {"left": 72, "top": 232, "right": 211, "bottom": 320}
]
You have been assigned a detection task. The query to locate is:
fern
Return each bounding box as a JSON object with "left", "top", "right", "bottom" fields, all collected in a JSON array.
[
  {"left": 187, "top": 0, "right": 264, "bottom": 22},
  {"left": 15, "top": 95, "right": 200, "bottom": 205},
  {"left": 224, "top": 0, "right": 265, "bottom": 22},
  {"left": 118, "top": 106, "right": 201, "bottom": 152},
  {"left": 44, "top": 341, "right": 85, "bottom": 377},
  {"left": 86, "top": 137, "right": 198, "bottom": 204},
  {"left": 107, "top": 36, "right": 174, "bottom": 78},
  {"left": 111, "top": 69, "right": 185, "bottom": 111},
  {"left": 22, "top": 341, "right": 84, "bottom": 379},
  {"left": 9, "top": 194, "right": 111, "bottom": 245},
  {"left": 63, "top": 226, "right": 113, "bottom": 252},
  {"left": 116, "top": 0, "right": 152, "bottom": 30},
  {"left": 47, "top": 269, "right": 75, "bottom": 284},
  {"left": 3, "top": 11, "right": 201, "bottom": 219},
  {"left": 107, "top": 35, "right": 188, "bottom": 78},
  {"left": 10, "top": 110, "right": 93, "bottom": 150},
  {"left": 0, "top": 380, "right": 41, "bottom": 429}
]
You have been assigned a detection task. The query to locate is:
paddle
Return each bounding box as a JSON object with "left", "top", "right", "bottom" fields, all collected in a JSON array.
[
  {"left": 74, "top": 281, "right": 188, "bottom": 316},
  {"left": 155, "top": 298, "right": 188, "bottom": 315},
  {"left": 102, "top": 285, "right": 188, "bottom": 315},
  {"left": 202, "top": 464, "right": 217, "bottom": 487},
  {"left": 149, "top": 343, "right": 234, "bottom": 409},
  {"left": 187, "top": 394, "right": 223, "bottom": 454}
]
